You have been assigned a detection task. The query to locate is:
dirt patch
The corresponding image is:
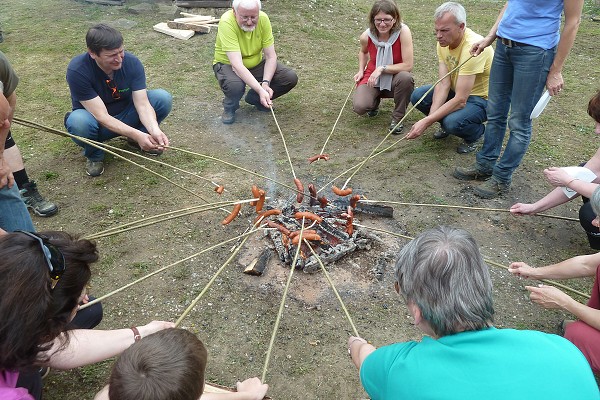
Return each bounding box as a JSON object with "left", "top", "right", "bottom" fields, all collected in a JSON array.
[{"left": 3, "top": 0, "right": 599, "bottom": 398}]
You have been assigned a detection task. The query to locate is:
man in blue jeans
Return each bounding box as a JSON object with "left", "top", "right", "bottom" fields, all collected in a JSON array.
[
  {"left": 65, "top": 24, "right": 172, "bottom": 177},
  {"left": 453, "top": 0, "right": 584, "bottom": 198},
  {"left": 406, "top": 2, "right": 493, "bottom": 154}
]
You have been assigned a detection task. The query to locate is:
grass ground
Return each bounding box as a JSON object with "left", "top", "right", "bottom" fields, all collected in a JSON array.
[{"left": 2, "top": 0, "right": 600, "bottom": 398}]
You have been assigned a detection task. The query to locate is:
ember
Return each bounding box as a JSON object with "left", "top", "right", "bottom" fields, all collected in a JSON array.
[{"left": 247, "top": 196, "right": 393, "bottom": 274}]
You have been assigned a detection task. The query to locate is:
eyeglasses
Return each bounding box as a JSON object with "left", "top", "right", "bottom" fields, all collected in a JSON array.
[
  {"left": 374, "top": 18, "right": 394, "bottom": 24},
  {"left": 105, "top": 79, "right": 121, "bottom": 100},
  {"left": 17, "top": 231, "right": 66, "bottom": 290},
  {"left": 239, "top": 15, "right": 259, "bottom": 22}
]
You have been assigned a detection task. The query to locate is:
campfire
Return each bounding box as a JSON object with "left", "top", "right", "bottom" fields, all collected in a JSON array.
[{"left": 242, "top": 186, "right": 394, "bottom": 275}]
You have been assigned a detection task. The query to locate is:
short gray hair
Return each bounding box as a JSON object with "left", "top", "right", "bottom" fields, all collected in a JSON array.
[
  {"left": 232, "top": 0, "right": 261, "bottom": 12},
  {"left": 434, "top": 2, "right": 466, "bottom": 25},
  {"left": 591, "top": 185, "right": 600, "bottom": 216},
  {"left": 395, "top": 226, "right": 494, "bottom": 337}
]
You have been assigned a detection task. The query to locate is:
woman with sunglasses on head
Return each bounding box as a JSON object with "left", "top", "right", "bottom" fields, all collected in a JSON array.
[
  {"left": 0, "top": 230, "right": 174, "bottom": 400},
  {"left": 352, "top": 0, "right": 414, "bottom": 135}
]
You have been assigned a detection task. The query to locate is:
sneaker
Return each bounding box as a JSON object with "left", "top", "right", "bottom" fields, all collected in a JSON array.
[
  {"left": 474, "top": 177, "right": 510, "bottom": 199},
  {"left": 126, "top": 138, "right": 163, "bottom": 156},
  {"left": 86, "top": 160, "right": 105, "bottom": 177},
  {"left": 20, "top": 181, "right": 58, "bottom": 217},
  {"left": 367, "top": 108, "right": 379, "bottom": 117},
  {"left": 222, "top": 109, "right": 235, "bottom": 124},
  {"left": 433, "top": 128, "right": 450, "bottom": 139},
  {"left": 456, "top": 138, "right": 481, "bottom": 154},
  {"left": 453, "top": 164, "right": 492, "bottom": 181},
  {"left": 389, "top": 121, "right": 404, "bottom": 135}
]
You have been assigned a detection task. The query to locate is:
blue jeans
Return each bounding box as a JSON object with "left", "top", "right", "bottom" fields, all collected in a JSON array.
[
  {"left": 411, "top": 85, "right": 487, "bottom": 143},
  {"left": 0, "top": 183, "right": 35, "bottom": 232},
  {"left": 65, "top": 89, "right": 172, "bottom": 161},
  {"left": 476, "top": 40, "right": 555, "bottom": 184}
]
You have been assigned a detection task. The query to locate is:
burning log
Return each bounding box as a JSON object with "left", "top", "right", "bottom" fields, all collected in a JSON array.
[{"left": 244, "top": 248, "right": 271, "bottom": 276}]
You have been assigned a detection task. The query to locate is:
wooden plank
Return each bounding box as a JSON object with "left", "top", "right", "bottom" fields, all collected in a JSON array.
[
  {"left": 173, "top": 17, "right": 219, "bottom": 24},
  {"left": 84, "top": 0, "right": 124, "bottom": 4},
  {"left": 152, "top": 22, "right": 195, "bottom": 40},
  {"left": 167, "top": 21, "right": 211, "bottom": 33},
  {"left": 180, "top": 12, "right": 213, "bottom": 19},
  {"left": 175, "top": 0, "right": 232, "bottom": 7}
]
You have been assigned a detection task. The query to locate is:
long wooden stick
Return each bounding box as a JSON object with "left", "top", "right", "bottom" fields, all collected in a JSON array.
[
  {"left": 340, "top": 55, "right": 475, "bottom": 190},
  {"left": 319, "top": 83, "right": 355, "bottom": 156},
  {"left": 358, "top": 199, "right": 579, "bottom": 222},
  {"left": 304, "top": 238, "right": 360, "bottom": 337},
  {"left": 80, "top": 230, "right": 256, "bottom": 310},
  {"left": 353, "top": 223, "right": 590, "bottom": 299},
  {"left": 269, "top": 106, "right": 297, "bottom": 180},
  {"left": 175, "top": 228, "right": 259, "bottom": 327}
]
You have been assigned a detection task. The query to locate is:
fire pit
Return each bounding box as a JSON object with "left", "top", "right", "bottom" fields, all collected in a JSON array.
[{"left": 243, "top": 189, "right": 394, "bottom": 275}]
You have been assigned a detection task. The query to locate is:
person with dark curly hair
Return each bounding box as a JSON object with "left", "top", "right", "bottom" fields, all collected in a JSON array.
[{"left": 0, "top": 231, "right": 173, "bottom": 399}]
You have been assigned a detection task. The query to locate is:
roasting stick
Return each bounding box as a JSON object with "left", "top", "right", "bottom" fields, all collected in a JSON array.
[
  {"left": 318, "top": 83, "right": 356, "bottom": 157},
  {"left": 175, "top": 225, "right": 261, "bottom": 327},
  {"left": 85, "top": 197, "right": 265, "bottom": 240},
  {"left": 358, "top": 199, "right": 579, "bottom": 222},
  {"left": 79, "top": 230, "right": 257, "bottom": 310},
  {"left": 269, "top": 106, "right": 298, "bottom": 180},
  {"left": 12, "top": 117, "right": 234, "bottom": 212},
  {"left": 304, "top": 239, "right": 360, "bottom": 337},
  {"left": 261, "top": 220, "right": 306, "bottom": 383},
  {"left": 354, "top": 223, "right": 589, "bottom": 299},
  {"left": 338, "top": 55, "right": 476, "bottom": 191},
  {"left": 168, "top": 145, "right": 296, "bottom": 192}
]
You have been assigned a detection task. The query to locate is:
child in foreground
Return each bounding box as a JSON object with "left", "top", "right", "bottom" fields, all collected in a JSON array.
[{"left": 94, "top": 328, "right": 268, "bottom": 400}]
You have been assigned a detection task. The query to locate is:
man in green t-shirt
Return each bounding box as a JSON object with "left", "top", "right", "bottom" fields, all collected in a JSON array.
[
  {"left": 406, "top": 2, "right": 493, "bottom": 154},
  {"left": 213, "top": 0, "right": 298, "bottom": 124}
]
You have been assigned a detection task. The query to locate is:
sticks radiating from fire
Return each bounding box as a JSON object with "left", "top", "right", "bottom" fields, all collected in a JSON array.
[
  {"left": 12, "top": 117, "right": 230, "bottom": 210},
  {"left": 304, "top": 238, "right": 360, "bottom": 337},
  {"left": 318, "top": 83, "right": 355, "bottom": 157},
  {"left": 175, "top": 226, "right": 260, "bottom": 327},
  {"left": 358, "top": 199, "right": 579, "bottom": 222},
  {"left": 339, "top": 55, "right": 476, "bottom": 191},
  {"left": 354, "top": 223, "right": 590, "bottom": 299},
  {"left": 261, "top": 219, "right": 306, "bottom": 383},
  {"left": 85, "top": 198, "right": 266, "bottom": 240},
  {"left": 79, "top": 230, "right": 258, "bottom": 310},
  {"left": 167, "top": 145, "right": 296, "bottom": 192},
  {"left": 269, "top": 106, "right": 297, "bottom": 180}
]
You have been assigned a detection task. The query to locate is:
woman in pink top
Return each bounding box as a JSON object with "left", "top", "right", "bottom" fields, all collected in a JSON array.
[{"left": 352, "top": 0, "right": 414, "bottom": 135}]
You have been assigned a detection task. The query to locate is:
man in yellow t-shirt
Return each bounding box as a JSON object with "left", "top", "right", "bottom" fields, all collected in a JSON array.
[
  {"left": 213, "top": 0, "right": 298, "bottom": 124},
  {"left": 406, "top": 2, "right": 493, "bottom": 154}
]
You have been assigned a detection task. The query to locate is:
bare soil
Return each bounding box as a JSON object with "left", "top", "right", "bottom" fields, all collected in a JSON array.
[{"left": 2, "top": 0, "right": 599, "bottom": 398}]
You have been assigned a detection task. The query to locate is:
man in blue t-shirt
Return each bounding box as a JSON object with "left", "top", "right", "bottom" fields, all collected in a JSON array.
[
  {"left": 65, "top": 24, "right": 172, "bottom": 177},
  {"left": 348, "top": 226, "right": 600, "bottom": 400}
]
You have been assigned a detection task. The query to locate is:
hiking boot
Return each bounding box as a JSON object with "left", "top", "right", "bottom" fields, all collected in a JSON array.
[
  {"left": 456, "top": 138, "right": 481, "bottom": 154},
  {"left": 86, "top": 160, "right": 104, "bottom": 177},
  {"left": 20, "top": 181, "right": 58, "bottom": 217},
  {"left": 433, "top": 128, "right": 450, "bottom": 139},
  {"left": 474, "top": 177, "right": 510, "bottom": 199},
  {"left": 222, "top": 109, "right": 235, "bottom": 124},
  {"left": 367, "top": 108, "right": 379, "bottom": 117},
  {"left": 126, "top": 138, "right": 163, "bottom": 156},
  {"left": 389, "top": 121, "right": 404, "bottom": 135},
  {"left": 453, "top": 164, "right": 492, "bottom": 181}
]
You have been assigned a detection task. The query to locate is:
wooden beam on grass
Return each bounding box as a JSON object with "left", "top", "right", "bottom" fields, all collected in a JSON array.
[{"left": 153, "top": 22, "right": 195, "bottom": 40}]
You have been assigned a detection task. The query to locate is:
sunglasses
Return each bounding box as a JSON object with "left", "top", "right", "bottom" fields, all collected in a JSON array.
[
  {"left": 105, "top": 79, "right": 121, "bottom": 100},
  {"left": 16, "top": 231, "right": 66, "bottom": 290}
]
